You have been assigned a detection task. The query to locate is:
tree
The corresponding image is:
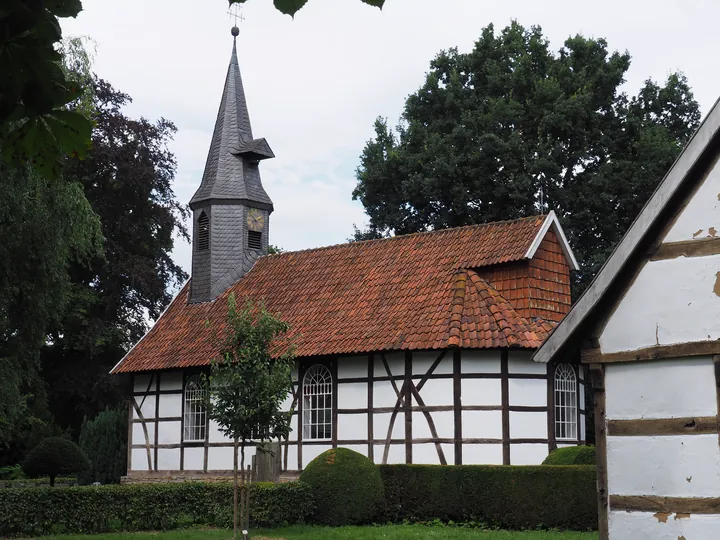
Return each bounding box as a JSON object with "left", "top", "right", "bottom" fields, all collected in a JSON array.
[
  {"left": 352, "top": 22, "right": 701, "bottom": 293},
  {"left": 78, "top": 407, "right": 127, "bottom": 484},
  {"left": 41, "top": 78, "right": 189, "bottom": 436},
  {"left": 230, "top": 0, "right": 384, "bottom": 17},
  {"left": 22, "top": 436, "right": 90, "bottom": 486},
  {"left": 206, "top": 295, "right": 296, "bottom": 539},
  {"left": 1, "top": 2, "right": 93, "bottom": 179}
]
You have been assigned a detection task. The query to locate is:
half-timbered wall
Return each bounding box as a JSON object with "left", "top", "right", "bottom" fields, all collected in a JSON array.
[{"left": 127, "top": 349, "right": 586, "bottom": 475}]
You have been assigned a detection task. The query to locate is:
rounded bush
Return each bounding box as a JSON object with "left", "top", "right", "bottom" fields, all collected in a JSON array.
[
  {"left": 299, "top": 447, "right": 384, "bottom": 525},
  {"left": 22, "top": 437, "right": 90, "bottom": 486},
  {"left": 542, "top": 445, "right": 596, "bottom": 466}
]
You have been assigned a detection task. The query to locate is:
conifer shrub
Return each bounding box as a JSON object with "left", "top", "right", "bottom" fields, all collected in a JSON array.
[
  {"left": 22, "top": 437, "right": 90, "bottom": 487},
  {"left": 542, "top": 445, "right": 596, "bottom": 466},
  {"left": 78, "top": 407, "right": 127, "bottom": 484},
  {"left": 299, "top": 448, "right": 385, "bottom": 525}
]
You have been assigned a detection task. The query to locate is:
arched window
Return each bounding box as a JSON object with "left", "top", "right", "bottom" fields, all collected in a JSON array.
[
  {"left": 302, "top": 364, "right": 332, "bottom": 440},
  {"left": 183, "top": 375, "right": 207, "bottom": 442},
  {"left": 197, "top": 212, "right": 209, "bottom": 251},
  {"left": 554, "top": 364, "right": 578, "bottom": 440}
]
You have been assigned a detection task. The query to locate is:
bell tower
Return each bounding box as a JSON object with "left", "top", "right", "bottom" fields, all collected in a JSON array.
[{"left": 189, "top": 26, "right": 275, "bottom": 304}]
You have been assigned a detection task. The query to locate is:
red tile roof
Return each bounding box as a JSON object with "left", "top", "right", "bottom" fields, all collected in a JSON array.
[{"left": 113, "top": 214, "right": 564, "bottom": 374}]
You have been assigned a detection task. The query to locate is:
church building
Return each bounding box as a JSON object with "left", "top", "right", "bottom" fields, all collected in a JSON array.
[{"left": 111, "top": 29, "right": 585, "bottom": 480}]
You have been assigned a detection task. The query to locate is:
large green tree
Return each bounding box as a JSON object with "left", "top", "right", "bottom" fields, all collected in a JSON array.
[
  {"left": 353, "top": 22, "right": 701, "bottom": 291},
  {"left": 41, "top": 79, "right": 189, "bottom": 436}
]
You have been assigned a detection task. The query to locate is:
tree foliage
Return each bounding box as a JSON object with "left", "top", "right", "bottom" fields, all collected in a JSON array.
[
  {"left": 230, "top": 0, "right": 384, "bottom": 17},
  {"left": 353, "top": 22, "right": 701, "bottom": 291},
  {"left": 22, "top": 437, "right": 90, "bottom": 487},
  {"left": 0, "top": 2, "right": 93, "bottom": 179},
  {"left": 206, "top": 294, "right": 296, "bottom": 537},
  {"left": 41, "top": 78, "right": 189, "bottom": 436},
  {"left": 78, "top": 407, "right": 127, "bottom": 485}
]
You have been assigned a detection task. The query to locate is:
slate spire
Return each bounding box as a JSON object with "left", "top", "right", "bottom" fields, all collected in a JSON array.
[{"left": 189, "top": 28, "right": 275, "bottom": 304}]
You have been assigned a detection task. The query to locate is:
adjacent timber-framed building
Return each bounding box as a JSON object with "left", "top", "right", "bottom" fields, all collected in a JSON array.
[{"left": 112, "top": 29, "right": 585, "bottom": 480}]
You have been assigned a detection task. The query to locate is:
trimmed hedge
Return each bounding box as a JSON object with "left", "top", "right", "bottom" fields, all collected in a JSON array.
[
  {"left": 543, "top": 446, "right": 596, "bottom": 466},
  {"left": 379, "top": 464, "right": 597, "bottom": 531},
  {"left": 22, "top": 437, "right": 90, "bottom": 486},
  {"left": 300, "top": 448, "right": 384, "bottom": 525},
  {"left": 0, "top": 481, "right": 313, "bottom": 537}
]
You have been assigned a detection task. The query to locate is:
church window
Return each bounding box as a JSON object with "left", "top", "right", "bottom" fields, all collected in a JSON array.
[
  {"left": 183, "top": 375, "right": 207, "bottom": 442},
  {"left": 554, "top": 364, "right": 578, "bottom": 440},
  {"left": 248, "top": 230, "right": 262, "bottom": 250},
  {"left": 302, "top": 364, "right": 332, "bottom": 440},
  {"left": 197, "top": 212, "right": 210, "bottom": 251}
]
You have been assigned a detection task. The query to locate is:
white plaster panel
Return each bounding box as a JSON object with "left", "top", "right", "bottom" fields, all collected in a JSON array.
[
  {"left": 580, "top": 410, "right": 586, "bottom": 442},
  {"left": 609, "top": 510, "right": 720, "bottom": 540},
  {"left": 461, "top": 378, "right": 501, "bottom": 406},
  {"left": 159, "top": 372, "right": 183, "bottom": 391},
  {"left": 510, "top": 443, "right": 548, "bottom": 465},
  {"left": 158, "top": 394, "right": 182, "bottom": 418},
  {"left": 462, "top": 443, "right": 503, "bottom": 465},
  {"left": 337, "top": 382, "right": 367, "bottom": 409},
  {"left": 132, "top": 422, "right": 154, "bottom": 445},
  {"left": 133, "top": 395, "right": 156, "bottom": 420},
  {"left": 157, "top": 421, "right": 181, "bottom": 445},
  {"left": 374, "top": 443, "right": 405, "bottom": 464},
  {"left": 302, "top": 444, "right": 332, "bottom": 468},
  {"left": 460, "top": 350, "right": 500, "bottom": 373},
  {"left": 375, "top": 352, "right": 404, "bottom": 378},
  {"left": 130, "top": 448, "right": 151, "bottom": 471},
  {"left": 373, "top": 412, "right": 404, "bottom": 441},
  {"left": 508, "top": 379, "right": 546, "bottom": 407},
  {"left": 373, "top": 381, "right": 402, "bottom": 408},
  {"left": 412, "top": 378, "right": 452, "bottom": 407},
  {"left": 157, "top": 448, "right": 180, "bottom": 470},
  {"left": 599, "top": 256, "right": 720, "bottom": 353},
  {"left": 413, "top": 443, "right": 448, "bottom": 465},
  {"left": 605, "top": 358, "right": 717, "bottom": 419},
  {"left": 340, "top": 444, "right": 368, "bottom": 458},
  {"left": 508, "top": 351, "right": 546, "bottom": 374},
  {"left": 284, "top": 444, "right": 298, "bottom": 470},
  {"left": 509, "top": 411, "right": 547, "bottom": 439},
  {"left": 280, "top": 387, "right": 296, "bottom": 412},
  {"left": 337, "top": 413, "right": 367, "bottom": 441},
  {"left": 183, "top": 447, "right": 204, "bottom": 471},
  {"left": 462, "top": 410, "right": 502, "bottom": 439},
  {"left": 207, "top": 446, "right": 234, "bottom": 471},
  {"left": 208, "top": 420, "right": 231, "bottom": 444},
  {"left": 287, "top": 414, "right": 298, "bottom": 442},
  {"left": 608, "top": 434, "right": 720, "bottom": 497},
  {"left": 663, "top": 156, "right": 720, "bottom": 243},
  {"left": 133, "top": 374, "right": 154, "bottom": 393},
  {"left": 337, "top": 356, "right": 368, "bottom": 379},
  {"left": 411, "top": 411, "right": 453, "bottom": 439},
  {"left": 412, "top": 351, "right": 452, "bottom": 375}
]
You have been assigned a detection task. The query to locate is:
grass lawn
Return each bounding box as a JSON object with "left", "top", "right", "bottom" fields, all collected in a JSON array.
[{"left": 40, "top": 525, "right": 598, "bottom": 540}]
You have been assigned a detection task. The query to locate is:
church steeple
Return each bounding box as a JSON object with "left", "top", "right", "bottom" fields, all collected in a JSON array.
[{"left": 189, "top": 27, "right": 274, "bottom": 304}]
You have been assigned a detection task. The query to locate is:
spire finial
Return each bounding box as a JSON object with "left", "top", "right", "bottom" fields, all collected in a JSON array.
[{"left": 228, "top": 3, "right": 244, "bottom": 37}]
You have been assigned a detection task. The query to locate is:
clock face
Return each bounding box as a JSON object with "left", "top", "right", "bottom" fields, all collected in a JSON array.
[{"left": 246, "top": 208, "right": 265, "bottom": 232}]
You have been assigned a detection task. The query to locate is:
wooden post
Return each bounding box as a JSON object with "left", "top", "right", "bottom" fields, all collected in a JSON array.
[
  {"left": 453, "top": 349, "right": 462, "bottom": 465},
  {"left": 589, "top": 364, "right": 609, "bottom": 540},
  {"left": 501, "top": 350, "right": 510, "bottom": 465}
]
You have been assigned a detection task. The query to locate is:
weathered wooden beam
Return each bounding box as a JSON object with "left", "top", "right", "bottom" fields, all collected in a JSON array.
[
  {"left": 610, "top": 495, "right": 720, "bottom": 514},
  {"left": 651, "top": 236, "right": 720, "bottom": 261},
  {"left": 367, "top": 354, "right": 374, "bottom": 462},
  {"left": 453, "top": 349, "right": 462, "bottom": 465},
  {"left": 608, "top": 416, "right": 718, "bottom": 437},
  {"left": 501, "top": 350, "right": 510, "bottom": 465},
  {"left": 589, "top": 365, "right": 609, "bottom": 540},
  {"left": 582, "top": 340, "right": 720, "bottom": 364},
  {"left": 546, "top": 363, "right": 556, "bottom": 454}
]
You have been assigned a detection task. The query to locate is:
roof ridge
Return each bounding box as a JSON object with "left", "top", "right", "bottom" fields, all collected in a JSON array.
[{"left": 263, "top": 214, "right": 547, "bottom": 260}]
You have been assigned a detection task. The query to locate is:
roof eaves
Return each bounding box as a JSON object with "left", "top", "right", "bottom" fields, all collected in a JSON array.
[{"left": 533, "top": 95, "right": 720, "bottom": 364}]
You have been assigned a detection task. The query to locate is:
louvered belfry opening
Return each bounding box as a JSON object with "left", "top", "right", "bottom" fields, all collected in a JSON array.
[
  {"left": 248, "top": 230, "right": 262, "bottom": 250},
  {"left": 197, "top": 212, "right": 210, "bottom": 251}
]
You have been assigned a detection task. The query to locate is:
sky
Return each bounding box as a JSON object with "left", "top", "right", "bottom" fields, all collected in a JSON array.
[{"left": 61, "top": 0, "right": 720, "bottom": 278}]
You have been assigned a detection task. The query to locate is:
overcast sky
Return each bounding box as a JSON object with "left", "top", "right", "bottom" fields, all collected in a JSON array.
[{"left": 62, "top": 0, "right": 719, "bottom": 278}]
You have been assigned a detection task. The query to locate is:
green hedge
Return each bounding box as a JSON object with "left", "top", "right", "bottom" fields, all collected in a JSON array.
[
  {"left": 0, "top": 481, "right": 313, "bottom": 537},
  {"left": 379, "top": 465, "right": 597, "bottom": 531},
  {"left": 543, "top": 446, "right": 596, "bottom": 466}
]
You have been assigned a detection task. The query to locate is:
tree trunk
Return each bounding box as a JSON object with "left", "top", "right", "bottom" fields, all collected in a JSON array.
[
  {"left": 240, "top": 441, "right": 247, "bottom": 533},
  {"left": 233, "top": 437, "right": 239, "bottom": 540},
  {"left": 50, "top": 474, "right": 56, "bottom": 488}
]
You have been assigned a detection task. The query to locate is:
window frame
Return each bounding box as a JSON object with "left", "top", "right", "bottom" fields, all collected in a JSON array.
[
  {"left": 554, "top": 363, "right": 578, "bottom": 442},
  {"left": 302, "top": 364, "right": 333, "bottom": 442},
  {"left": 183, "top": 375, "right": 207, "bottom": 443}
]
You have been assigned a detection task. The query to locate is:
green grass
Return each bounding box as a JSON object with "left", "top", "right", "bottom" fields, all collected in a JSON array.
[{"left": 39, "top": 525, "right": 598, "bottom": 540}]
